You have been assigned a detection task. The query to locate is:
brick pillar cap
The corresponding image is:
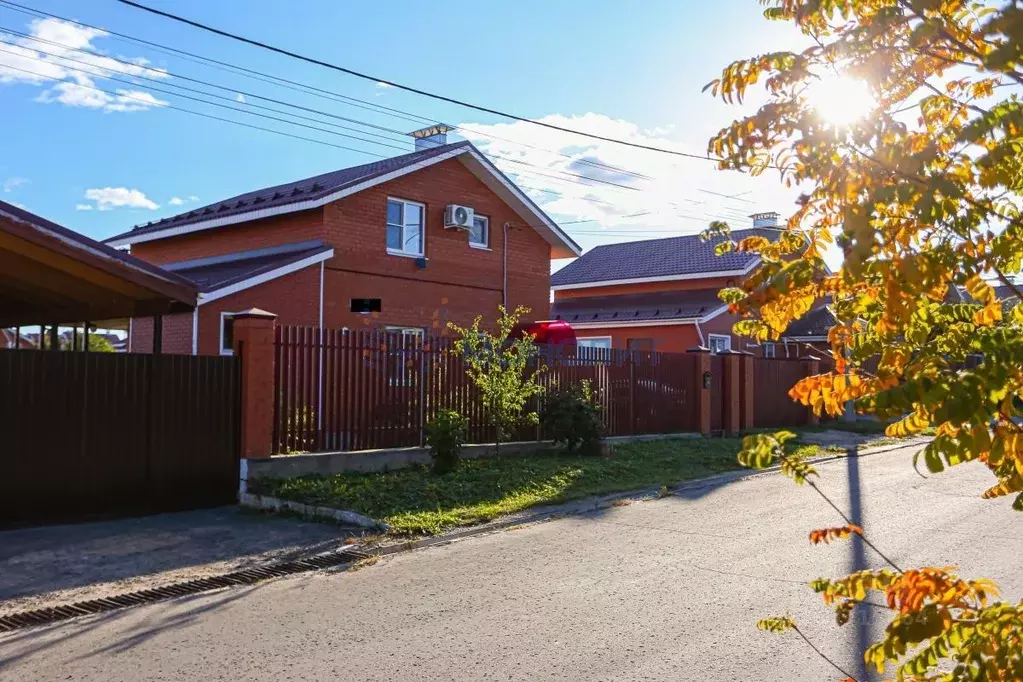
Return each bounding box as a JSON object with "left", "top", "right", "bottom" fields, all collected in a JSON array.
[
  {"left": 800, "top": 354, "right": 822, "bottom": 361},
  {"left": 232, "top": 308, "right": 277, "bottom": 320},
  {"left": 686, "top": 346, "right": 710, "bottom": 353}
]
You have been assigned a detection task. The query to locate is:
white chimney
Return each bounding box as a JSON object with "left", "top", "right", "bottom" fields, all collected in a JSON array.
[
  {"left": 410, "top": 124, "right": 452, "bottom": 151},
  {"left": 749, "top": 211, "right": 780, "bottom": 228}
]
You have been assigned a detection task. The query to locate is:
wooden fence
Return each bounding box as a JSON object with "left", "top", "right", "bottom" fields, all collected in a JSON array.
[
  {"left": 271, "top": 328, "right": 701, "bottom": 454},
  {"left": 0, "top": 349, "right": 241, "bottom": 526}
]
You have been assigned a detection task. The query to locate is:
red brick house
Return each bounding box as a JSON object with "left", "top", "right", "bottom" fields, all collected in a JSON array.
[
  {"left": 551, "top": 213, "right": 790, "bottom": 355},
  {"left": 106, "top": 129, "right": 581, "bottom": 355}
]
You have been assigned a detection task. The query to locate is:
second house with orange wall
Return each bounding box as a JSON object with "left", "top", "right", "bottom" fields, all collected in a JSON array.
[
  {"left": 106, "top": 127, "right": 581, "bottom": 355},
  {"left": 550, "top": 213, "right": 783, "bottom": 355}
]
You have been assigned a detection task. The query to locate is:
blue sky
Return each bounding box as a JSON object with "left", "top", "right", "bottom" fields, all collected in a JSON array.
[{"left": 0, "top": 0, "right": 807, "bottom": 260}]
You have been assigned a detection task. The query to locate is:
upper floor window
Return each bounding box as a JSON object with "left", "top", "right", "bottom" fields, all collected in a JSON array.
[
  {"left": 386, "top": 198, "right": 424, "bottom": 257},
  {"left": 708, "top": 334, "right": 731, "bottom": 354},
  {"left": 469, "top": 215, "right": 489, "bottom": 248}
]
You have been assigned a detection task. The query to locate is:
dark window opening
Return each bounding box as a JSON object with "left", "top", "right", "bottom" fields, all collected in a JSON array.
[{"left": 350, "top": 298, "right": 382, "bottom": 314}]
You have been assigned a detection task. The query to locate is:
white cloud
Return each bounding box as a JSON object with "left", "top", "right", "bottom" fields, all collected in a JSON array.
[
  {"left": 35, "top": 81, "right": 167, "bottom": 112},
  {"left": 168, "top": 196, "right": 185, "bottom": 206},
  {"left": 81, "top": 187, "right": 158, "bottom": 211},
  {"left": 455, "top": 112, "right": 801, "bottom": 249},
  {"left": 3, "top": 177, "right": 28, "bottom": 192},
  {"left": 0, "top": 18, "right": 170, "bottom": 113},
  {"left": 75, "top": 203, "right": 93, "bottom": 211},
  {"left": 235, "top": 93, "right": 246, "bottom": 103}
]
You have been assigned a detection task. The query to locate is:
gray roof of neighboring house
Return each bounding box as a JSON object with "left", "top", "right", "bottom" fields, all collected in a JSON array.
[
  {"left": 782, "top": 305, "right": 835, "bottom": 338},
  {"left": 551, "top": 289, "right": 726, "bottom": 324},
  {"left": 551, "top": 228, "right": 774, "bottom": 288},
  {"left": 162, "top": 240, "right": 332, "bottom": 293},
  {"left": 106, "top": 142, "right": 474, "bottom": 243}
]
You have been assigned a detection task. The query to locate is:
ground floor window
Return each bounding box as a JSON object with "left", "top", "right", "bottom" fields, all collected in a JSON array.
[
  {"left": 708, "top": 334, "right": 731, "bottom": 354},
  {"left": 576, "top": 336, "right": 612, "bottom": 361},
  {"left": 220, "top": 312, "right": 239, "bottom": 356},
  {"left": 762, "top": 342, "right": 776, "bottom": 358}
]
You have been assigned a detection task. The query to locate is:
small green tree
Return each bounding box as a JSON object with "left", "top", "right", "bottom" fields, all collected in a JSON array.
[{"left": 448, "top": 305, "right": 544, "bottom": 456}]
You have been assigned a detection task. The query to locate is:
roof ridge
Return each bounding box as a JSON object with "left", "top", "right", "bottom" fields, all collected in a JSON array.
[{"left": 123, "top": 141, "right": 473, "bottom": 235}]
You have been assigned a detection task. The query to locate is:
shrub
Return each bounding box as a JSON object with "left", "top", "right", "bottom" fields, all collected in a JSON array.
[
  {"left": 542, "top": 380, "right": 604, "bottom": 454},
  {"left": 425, "top": 409, "right": 468, "bottom": 474}
]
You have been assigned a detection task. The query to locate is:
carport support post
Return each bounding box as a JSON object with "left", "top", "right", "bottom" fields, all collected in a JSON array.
[
  {"left": 233, "top": 309, "right": 277, "bottom": 460},
  {"left": 687, "top": 347, "right": 712, "bottom": 435}
]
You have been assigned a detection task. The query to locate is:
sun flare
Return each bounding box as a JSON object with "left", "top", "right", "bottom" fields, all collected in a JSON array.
[{"left": 807, "top": 75, "right": 875, "bottom": 126}]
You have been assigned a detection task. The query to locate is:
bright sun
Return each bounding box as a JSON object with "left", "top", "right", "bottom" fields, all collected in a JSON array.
[{"left": 807, "top": 75, "right": 875, "bottom": 126}]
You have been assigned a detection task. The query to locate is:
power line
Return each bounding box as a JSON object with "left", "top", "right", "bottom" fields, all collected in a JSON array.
[
  {"left": 0, "top": 1, "right": 765, "bottom": 208},
  {"left": 0, "top": 1, "right": 656, "bottom": 183},
  {"left": 0, "top": 38, "right": 657, "bottom": 199},
  {"left": 113, "top": 0, "right": 728, "bottom": 162}
]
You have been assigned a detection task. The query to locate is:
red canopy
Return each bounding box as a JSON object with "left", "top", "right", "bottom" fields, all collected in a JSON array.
[{"left": 525, "top": 320, "right": 576, "bottom": 347}]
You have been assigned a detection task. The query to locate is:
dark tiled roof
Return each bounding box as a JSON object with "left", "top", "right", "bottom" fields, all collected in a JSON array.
[
  {"left": 106, "top": 142, "right": 473, "bottom": 243},
  {"left": 163, "top": 240, "right": 332, "bottom": 293},
  {"left": 551, "top": 228, "right": 774, "bottom": 287},
  {"left": 551, "top": 289, "right": 726, "bottom": 324},
  {"left": 782, "top": 306, "right": 835, "bottom": 338}
]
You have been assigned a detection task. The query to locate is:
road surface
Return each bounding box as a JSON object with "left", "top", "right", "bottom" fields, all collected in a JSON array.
[{"left": 1, "top": 444, "right": 1019, "bottom": 681}]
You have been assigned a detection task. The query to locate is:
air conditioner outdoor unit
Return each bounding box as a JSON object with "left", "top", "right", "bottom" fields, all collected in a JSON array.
[{"left": 444, "top": 204, "right": 474, "bottom": 230}]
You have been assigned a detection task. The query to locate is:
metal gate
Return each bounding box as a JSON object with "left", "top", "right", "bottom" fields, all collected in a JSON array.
[{"left": 0, "top": 350, "right": 241, "bottom": 527}]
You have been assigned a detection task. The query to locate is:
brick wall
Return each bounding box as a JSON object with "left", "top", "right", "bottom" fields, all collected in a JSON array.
[
  {"left": 126, "top": 156, "right": 553, "bottom": 352},
  {"left": 323, "top": 157, "right": 551, "bottom": 323},
  {"left": 130, "top": 313, "right": 194, "bottom": 354},
  {"left": 196, "top": 266, "right": 320, "bottom": 356},
  {"left": 130, "top": 210, "right": 325, "bottom": 265},
  {"left": 573, "top": 324, "right": 702, "bottom": 354}
]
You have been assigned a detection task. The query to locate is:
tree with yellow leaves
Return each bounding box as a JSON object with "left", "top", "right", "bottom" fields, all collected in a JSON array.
[{"left": 708, "top": 1, "right": 1023, "bottom": 679}]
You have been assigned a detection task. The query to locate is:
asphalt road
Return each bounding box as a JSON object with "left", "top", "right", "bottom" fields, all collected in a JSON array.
[{"left": 2, "top": 444, "right": 1020, "bottom": 681}]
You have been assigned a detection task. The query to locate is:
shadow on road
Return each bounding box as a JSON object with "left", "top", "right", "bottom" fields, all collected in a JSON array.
[{"left": 0, "top": 507, "right": 362, "bottom": 606}]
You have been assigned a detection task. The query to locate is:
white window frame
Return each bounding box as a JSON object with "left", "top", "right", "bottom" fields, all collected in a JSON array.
[
  {"left": 386, "top": 197, "right": 426, "bottom": 258},
  {"left": 708, "top": 334, "right": 732, "bottom": 354},
  {"left": 384, "top": 326, "right": 424, "bottom": 386},
  {"left": 469, "top": 214, "right": 490, "bottom": 249},
  {"left": 219, "top": 311, "right": 242, "bottom": 356},
  {"left": 763, "top": 342, "right": 776, "bottom": 358}
]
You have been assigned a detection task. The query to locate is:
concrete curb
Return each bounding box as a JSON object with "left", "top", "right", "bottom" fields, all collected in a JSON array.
[{"left": 238, "top": 492, "right": 391, "bottom": 531}]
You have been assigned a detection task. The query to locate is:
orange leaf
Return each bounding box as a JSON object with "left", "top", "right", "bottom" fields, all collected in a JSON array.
[{"left": 809, "top": 524, "right": 864, "bottom": 545}]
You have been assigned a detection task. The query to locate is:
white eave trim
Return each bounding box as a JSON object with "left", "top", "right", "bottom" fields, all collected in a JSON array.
[
  {"left": 105, "top": 145, "right": 582, "bottom": 257},
  {"left": 197, "top": 248, "right": 334, "bottom": 306},
  {"left": 560, "top": 303, "right": 729, "bottom": 330},
  {"left": 569, "top": 319, "right": 701, "bottom": 329},
  {"left": 782, "top": 335, "right": 828, "bottom": 342},
  {"left": 551, "top": 261, "right": 759, "bottom": 291}
]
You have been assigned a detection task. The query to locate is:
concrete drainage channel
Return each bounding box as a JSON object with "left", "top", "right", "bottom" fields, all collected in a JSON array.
[{"left": 0, "top": 547, "right": 370, "bottom": 633}]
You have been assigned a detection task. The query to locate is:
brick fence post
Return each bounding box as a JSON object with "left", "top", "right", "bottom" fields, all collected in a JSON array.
[
  {"left": 739, "top": 351, "right": 755, "bottom": 431},
  {"left": 687, "top": 346, "right": 712, "bottom": 435},
  {"left": 801, "top": 355, "right": 821, "bottom": 426},
  {"left": 722, "top": 351, "right": 742, "bottom": 435},
  {"left": 233, "top": 308, "right": 277, "bottom": 460}
]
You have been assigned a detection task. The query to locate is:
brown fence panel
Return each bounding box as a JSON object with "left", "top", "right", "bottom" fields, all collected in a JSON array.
[
  {"left": 753, "top": 358, "right": 811, "bottom": 428},
  {"left": 272, "top": 327, "right": 705, "bottom": 454},
  {"left": 0, "top": 349, "right": 240, "bottom": 527}
]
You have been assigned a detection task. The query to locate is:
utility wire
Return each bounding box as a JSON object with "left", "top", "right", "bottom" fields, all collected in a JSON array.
[
  {"left": 0, "top": 1, "right": 658, "bottom": 183},
  {"left": 113, "top": 0, "right": 728, "bottom": 163},
  {"left": 0, "top": 2, "right": 763, "bottom": 211}
]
